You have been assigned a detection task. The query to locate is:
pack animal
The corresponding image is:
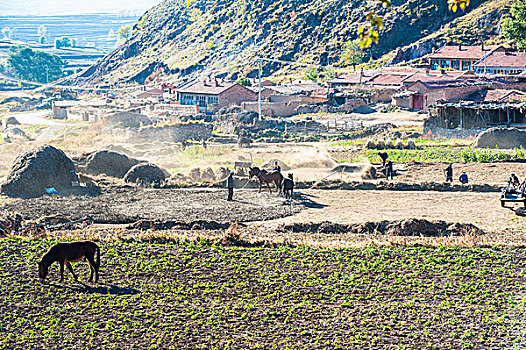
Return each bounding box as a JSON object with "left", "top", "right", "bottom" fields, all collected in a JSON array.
[
  {"left": 38, "top": 241, "right": 100, "bottom": 283},
  {"left": 248, "top": 166, "right": 283, "bottom": 193},
  {"left": 282, "top": 173, "right": 294, "bottom": 199}
]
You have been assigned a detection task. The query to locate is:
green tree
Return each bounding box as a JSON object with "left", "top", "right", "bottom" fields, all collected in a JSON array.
[
  {"left": 117, "top": 25, "right": 132, "bottom": 42},
  {"left": 7, "top": 45, "right": 64, "bottom": 83},
  {"left": 236, "top": 77, "right": 252, "bottom": 86},
  {"left": 502, "top": 0, "right": 526, "bottom": 50},
  {"left": 341, "top": 40, "right": 363, "bottom": 70},
  {"left": 304, "top": 67, "right": 319, "bottom": 81},
  {"left": 55, "top": 36, "right": 72, "bottom": 49}
]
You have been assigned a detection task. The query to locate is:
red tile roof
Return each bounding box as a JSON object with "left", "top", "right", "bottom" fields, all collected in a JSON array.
[
  {"left": 474, "top": 51, "right": 526, "bottom": 68},
  {"left": 428, "top": 45, "right": 501, "bottom": 60}
]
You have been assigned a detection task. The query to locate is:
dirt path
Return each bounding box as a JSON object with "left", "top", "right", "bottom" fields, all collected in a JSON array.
[{"left": 257, "top": 189, "right": 524, "bottom": 233}]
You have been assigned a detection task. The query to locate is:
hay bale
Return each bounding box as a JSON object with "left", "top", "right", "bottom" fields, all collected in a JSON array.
[
  {"left": 216, "top": 167, "right": 230, "bottom": 181},
  {"left": 361, "top": 164, "right": 377, "bottom": 179},
  {"left": 472, "top": 127, "right": 526, "bottom": 149},
  {"left": 376, "top": 140, "right": 385, "bottom": 150},
  {"left": 406, "top": 140, "right": 416, "bottom": 150},
  {"left": 200, "top": 167, "right": 216, "bottom": 182},
  {"left": 385, "top": 140, "right": 395, "bottom": 149},
  {"left": 365, "top": 139, "right": 376, "bottom": 149},
  {"left": 395, "top": 139, "right": 405, "bottom": 149},
  {"left": 262, "top": 159, "right": 291, "bottom": 171},
  {"left": 189, "top": 168, "right": 201, "bottom": 182},
  {"left": 1, "top": 145, "right": 76, "bottom": 198},
  {"left": 84, "top": 150, "right": 139, "bottom": 178},
  {"left": 124, "top": 163, "right": 166, "bottom": 186}
]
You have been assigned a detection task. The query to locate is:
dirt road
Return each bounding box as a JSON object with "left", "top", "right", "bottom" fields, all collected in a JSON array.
[{"left": 259, "top": 189, "right": 523, "bottom": 232}]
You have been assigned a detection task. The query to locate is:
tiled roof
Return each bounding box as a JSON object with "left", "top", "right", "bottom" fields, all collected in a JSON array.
[
  {"left": 428, "top": 45, "right": 501, "bottom": 60},
  {"left": 328, "top": 72, "right": 372, "bottom": 84},
  {"left": 474, "top": 51, "right": 526, "bottom": 68},
  {"left": 366, "top": 73, "right": 410, "bottom": 86},
  {"left": 177, "top": 79, "right": 239, "bottom": 95}
]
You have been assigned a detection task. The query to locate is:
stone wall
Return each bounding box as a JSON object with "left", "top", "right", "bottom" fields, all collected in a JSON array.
[{"left": 131, "top": 123, "right": 213, "bottom": 143}]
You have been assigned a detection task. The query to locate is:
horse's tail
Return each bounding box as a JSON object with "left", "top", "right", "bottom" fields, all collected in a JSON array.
[{"left": 95, "top": 246, "right": 101, "bottom": 269}]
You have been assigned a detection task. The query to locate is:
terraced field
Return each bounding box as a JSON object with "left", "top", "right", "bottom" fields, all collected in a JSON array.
[{"left": 2, "top": 239, "right": 526, "bottom": 349}]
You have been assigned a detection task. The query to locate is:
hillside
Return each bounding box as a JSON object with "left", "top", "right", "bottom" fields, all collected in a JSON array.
[{"left": 74, "top": 0, "right": 511, "bottom": 85}]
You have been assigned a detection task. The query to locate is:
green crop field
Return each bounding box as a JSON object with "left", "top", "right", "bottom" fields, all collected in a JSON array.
[{"left": 2, "top": 239, "right": 526, "bottom": 349}]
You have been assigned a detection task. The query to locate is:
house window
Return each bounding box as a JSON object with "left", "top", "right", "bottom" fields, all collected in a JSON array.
[
  {"left": 198, "top": 95, "right": 207, "bottom": 107},
  {"left": 461, "top": 61, "right": 471, "bottom": 71},
  {"left": 440, "top": 60, "right": 450, "bottom": 69},
  {"left": 431, "top": 60, "right": 439, "bottom": 70},
  {"left": 182, "top": 94, "right": 195, "bottom": 105},
  {"left": 207, "top": 95, "right": 218, "bottom": 105},
  {"left": 451, "top": 60, "right": 460, "bottom": 70}
]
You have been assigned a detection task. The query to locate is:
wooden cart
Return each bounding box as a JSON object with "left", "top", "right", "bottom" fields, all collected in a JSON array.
[{"left": 500, "top": 179, "right": 526, "bottom": 207}]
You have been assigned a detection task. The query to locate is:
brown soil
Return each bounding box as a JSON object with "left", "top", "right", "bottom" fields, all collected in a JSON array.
[
  {"left": 395, "top": 161, "right": 526, "bottom": 186},
  {"left": 257, "top": 189, "right": 523, "bottom": 233},
  {"left": 4, "top": 188, "right": 296, "bottom": 224}
]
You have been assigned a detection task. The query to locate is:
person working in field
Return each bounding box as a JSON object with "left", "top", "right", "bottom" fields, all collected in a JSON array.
[
  {"left": 273, "top": 161, "right": 281, "bottom": 173},
  {"left": 444, "top": 163, "right": 453, "bottom": 182},
  {"left": 385, "top": 159, "right": 394, "bottom": 180},
  {"left": 510, "top": 173, "right": 520, "bottom": 188},
  {"left": 226, "top": 171, "right": 234, "bottom": 201},
  {"left": 459, "top": 172, "right": 469, "bottom": 184},
  {"left": 378, "top": 152, "right": 388, "bottom": 167}
]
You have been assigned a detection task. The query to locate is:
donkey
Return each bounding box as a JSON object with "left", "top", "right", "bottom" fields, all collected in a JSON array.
[
  {"left": 249, "top": 166, "right": 283, "bottom": 193},
  {"left": 282, "top": 173, "right": 294, "bottom": 199},
  {"left": 38, "top": 241, "right": 100, "bottom": 283}
]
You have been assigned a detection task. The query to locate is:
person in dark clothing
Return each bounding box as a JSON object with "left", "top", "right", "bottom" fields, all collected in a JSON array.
[
  {"left": 459, "top": 172, "right": 469, "bottom": 184},
  {"left": 444, "top": 163, "right": 453, "bottom": 182},
  {"left": 385, "top": 159, "right": 394, "bottom": 180},
  {"left": 227, "top": 171, "right": 234, "bottom": 201},
  {"left": 273, "top": 161, "right": 281, "bottom": 173},
  {"left": 378, "top": 152, "right": 388, "bottom": 167},
  {"left": 202, "top": 139, "right": 207, "bottom": 150},
  {"left": 510, "top": 173, "right": 520, "bottom": 188}
]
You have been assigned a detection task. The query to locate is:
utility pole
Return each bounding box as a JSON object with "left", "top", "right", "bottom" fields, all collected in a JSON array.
[{"left": 258, "top": 59, "right": 262, "bottom": 122}]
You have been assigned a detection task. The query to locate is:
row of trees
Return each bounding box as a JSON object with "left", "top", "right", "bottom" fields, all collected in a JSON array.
[{"left": 6, "top": 46, "right": 64, "bottom": 83}]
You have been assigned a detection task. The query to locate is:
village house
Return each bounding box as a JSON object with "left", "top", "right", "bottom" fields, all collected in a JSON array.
[
  {"left": 473, "top": 51, "right": 526, "bottom": 75},
  {"left": 427, "top": 45, "right": 502, "bottom": 71},
  {"left": 176, "top": 79, "right": 256, "bottom": 113}
]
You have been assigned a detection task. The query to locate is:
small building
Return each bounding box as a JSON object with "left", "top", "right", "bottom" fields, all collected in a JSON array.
[
  {"left": 427, "top": 45, "right": 502, "bottom": 71},
  {"left": 473, "top": 51, "right": 526, "bottom": 75},
  {"left": 176, "top": 79, "right": 256, "bottom": 113}
]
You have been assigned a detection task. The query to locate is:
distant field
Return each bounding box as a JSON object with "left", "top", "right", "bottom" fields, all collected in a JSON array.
[
  {"left": 0, "top": 14, "right": 138, "bottom": 51},
  {"left": 2, "top": 239, "right": 525, "bottom": 349}
]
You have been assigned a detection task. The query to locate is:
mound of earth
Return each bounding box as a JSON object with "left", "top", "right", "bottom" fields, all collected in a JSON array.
[
  {"left": 5, "top": 116, "right": 20, "bottom": 126},
  {"left": 124, "top": 163, "right": 166, "bottom": 186},
  {"left": 472, "top": 127, "right": 526, "bottom": 149},
  {"left": 84, "top": 150, "right": 140, "bottom": 178},
  {"left": 0, "top": 145, "right": 76, "bottom": 198},
  {"left": 262, "top": 160, "right": 292, "bottom": 171},
  {"left": 279, "top": 219, "right": 484, "bottom": 236},
  {"left": 5, "top": 127, "right": 28, "bottom": 140}
]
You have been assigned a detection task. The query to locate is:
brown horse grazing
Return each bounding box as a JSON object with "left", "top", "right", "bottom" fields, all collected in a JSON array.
[
  {"left": 38, "top": 241, "right": 100, "bottom": 283},
  {"left": 249, "top": 166, "right": 283, "bottom": 193}
]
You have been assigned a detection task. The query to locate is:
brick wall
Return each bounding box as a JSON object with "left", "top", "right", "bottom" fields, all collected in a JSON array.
[{"left": 219, "top": 84, "right": 256, "bottom": 108}]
